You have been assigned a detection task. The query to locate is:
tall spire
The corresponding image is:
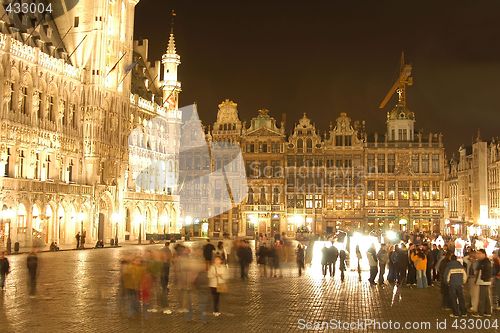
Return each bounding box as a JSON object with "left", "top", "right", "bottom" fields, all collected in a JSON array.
[{"left": 167, "top": 10, "right": 177, "bottom": 54}]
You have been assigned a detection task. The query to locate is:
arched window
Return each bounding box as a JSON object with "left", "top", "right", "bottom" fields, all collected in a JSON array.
[
  {"left": 297, "top": 139, "right": 303, "bottom": 153},
  {"left": 306, "top": 138, "right": 313, "bottom": 153}
]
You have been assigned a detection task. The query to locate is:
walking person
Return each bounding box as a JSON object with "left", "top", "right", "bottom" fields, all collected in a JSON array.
[
  {"left": 387, "top": 245, "right": 397, "bottom": 284},
  {"left": 431, "top": 244, "right": 440, "bottom": 282},
  {"left": 257, "top": 242, "right": 268, "bottom": 277},
  {"left": 396, "top": 245, "right": 409, "bottom": 286},
  {"left": 296, "top": 244, "right": 305, "bottom": 277},
  {"left": 327, "top": 243, "right": 339, "bottom": 278},
  {"left": 208, "top": 256, "right": 228, "bottom": 317},
  {"left": 214, "top": 241, "right": 228, "bottom": 265},
  {"left": 355, "top": 245, "right": 362, "bottom": 282},
  {"left": 160, "top": 242, "right": 173, "bottom": 314},
  {"left": 27, "top": 251, "right": 38, "bottom": 296},
  {"left": 339, "top": 250, "right": 347, "bottom": 282},
  {"left": 0, "top": 251, "right": 10, "bottom": 291},
  {"left": 425, "top": 244, "right": 434, "bottom": 286},
  {"left": 474, "top": 249, "right": 492, "bottom": 317},
  {"left": 367, "top": 244, "right": 378, "bottom": 285},
  {"left": 444, "top": 255, "right": 467, "bottom": 317},
  {"left": 236, "top": 240, "right": 253, "bottom": 280},
  {"left": 321, "top": 245, "right": 329, "bottom": 277},
  {"left": 75, "top": 232, "right": 81, "bottom": 249},
  {"left": 377, "top": 244, "right": 388, "bottom": 285}
]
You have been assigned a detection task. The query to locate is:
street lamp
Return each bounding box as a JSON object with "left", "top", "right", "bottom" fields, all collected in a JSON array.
[{"left": 111, "top": 212, "right": 121, "bottom": 246}]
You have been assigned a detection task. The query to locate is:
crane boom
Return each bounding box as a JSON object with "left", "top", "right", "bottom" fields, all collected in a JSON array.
[{"left": 379, "top": 55, "right": 413, "bottom": 109}]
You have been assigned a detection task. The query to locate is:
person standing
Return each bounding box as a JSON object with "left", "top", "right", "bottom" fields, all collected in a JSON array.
[
  {"left": 202, "top": 239, "right": 215, "bottom": 271},
  {"left": 474, "top": 249, "right": 492, "bottom": 317},
  {"left": 425, "top": 244, "right": 434, "bottom": 286},
  {"left": 463, "top": 250, "right": 479, "bottom": 313},
  {"left": 439, "top": 252, "right": 453, "bottom": 309},
  {"left": 75, "top": 232, "right": 81, "bottom": 249},
  {"left": 407, "top": 244, "right": 417, "bottom": 286},
  {"left": 367, "top": 244, "right": 378, "bottom": 285},
  {"left": 0, "top": 252, "right": 10, "bottom": 291},
  {"left": 339, "top": 250, "right": 347, "bottom": 282},
  {"left": 493, "top": 250, "right": 500, "bottom": 311},
  {"left": 160, "top": 242, "right": 173, "bottom": 314},
  {"left": 296, "top": 244, "right": 305, "bottom": 277},
  {"left": 208, "top": 256, "right": 228, "bottom": 317},
  {"left": 431, "top": 244, "right": 440, "bottom": 282},
  {"left": 214, "top": 241, "right": 228, "bottom": 265},
  {"left": 411, "top": 248, "right": 428, "bottom": 289},
  {"left": 444, "top": 255, "right": 467, "bottom": 317},
  {"left": 257, "top": 242, "right": 268, "bottom": 278},
  {"left": 27, "top": 251, "right": 38, "bottom": 296},
  {"left": 377, "top": 244, "right": 388, "bottom": 285},
  {"left": 81, "top": 230, "right": 86, "bottom": 249}
]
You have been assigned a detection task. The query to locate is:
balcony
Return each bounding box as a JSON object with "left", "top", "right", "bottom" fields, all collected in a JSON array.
[{"left": 1, "top": 178, "right": 92, "bottom": 195}]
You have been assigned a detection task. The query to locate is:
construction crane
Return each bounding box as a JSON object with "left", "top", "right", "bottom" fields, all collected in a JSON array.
[{"left": 379, "top": 52, "right": 413, "bottom": 109}]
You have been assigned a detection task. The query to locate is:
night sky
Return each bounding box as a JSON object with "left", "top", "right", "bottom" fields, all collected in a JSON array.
[{"left": 134, "top": 0, "right": 500, "bottom": 155}]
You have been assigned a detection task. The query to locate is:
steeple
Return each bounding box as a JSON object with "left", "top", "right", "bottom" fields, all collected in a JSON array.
[
  {"left": 167, "top": 10, "right": 177, "bottom": 54},
  {"left": 162, "top": 9, "right": 181, "bottom": 111}
]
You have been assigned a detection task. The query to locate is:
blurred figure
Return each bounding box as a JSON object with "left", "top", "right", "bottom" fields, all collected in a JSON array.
[
  {"left": 193, "top": 262, "right": 209, "bottom": 323},
  {"left": 122, "top": 256, "right": 144, "bottom": 317},
  {"left": 202, "top": 239, "right": 215, "bottom": 270},
  {"left": 81, "top": 230, "right": 86, "bottom": 249},
  {"left": 0, "top": 252, "right": 9, "bottom": 291},
  {"left": 327, "top": 243, "right": 339, "bottom": 278},
  {"left": 27, "top": 250, "right": 38, "bottom": 296},
  {"left": 463, "top": 249, "right": 479, "bottom": 313},
  {"left": 367, "top": 244, "right": 378, "bottom": 285},
  {"left": 237, "top": 240, "right": 253, "bottom": 280},
  {"left": 75, "top": 232, "right": 81, "bottom": 249},
  {"left": 296, "top": 244, "right": 305, "bottom": 277},
  {"left": 396, "top": 245, "right": 409, "bottom": 286},
  {"left": 439, "top": 251, "right": 453, "bottom": 309},
  {"left": 257, "top": 242, "right": 269, "bottom": 277},
  {"left": 271, "top": 241, "right": 283, "bottom": 278},
  {"left": 321, "top": 245, "right": 329, "bottom": 277},
  {"left": 49, "top": 242, "right": 59, "bottom": 251},
  {"left": 208, "top": 256, "right": 228, "bottom": 316},
  {"left": 160, "top": 242, "right": 173, "bottom": 314},
  {"left": 355, "top": 245, "right": 362, "bottom": 282},
  {"left": 339, "top": 250, "right": 347, "bottom": 282},
  {"left": 377, "top": 244, "right": 388, "bottom": 285},
  {"left": 145, "top": 250, "right": 162, "bottom": 313},
  {"left": 493, "top": 250, "right": 500, "bottom": 311},
  {"left": 387, "top": 245, "right": 397, "bottom": 284}
]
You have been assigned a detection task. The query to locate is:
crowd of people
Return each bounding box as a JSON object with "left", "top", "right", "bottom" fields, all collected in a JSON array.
[{"left": 0, "top": 231, "right": 498, "bottom": 323}]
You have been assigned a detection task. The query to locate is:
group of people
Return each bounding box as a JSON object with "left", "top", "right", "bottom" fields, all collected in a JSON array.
[
  {"left": 0, "top": 250, "right": 38, "bottom": 296},
  {"left": 75, "top": 231, "right": 87, "bottom": 249},
  {"left": 320, "top": 244, "right": 348, "bottom": 281}
]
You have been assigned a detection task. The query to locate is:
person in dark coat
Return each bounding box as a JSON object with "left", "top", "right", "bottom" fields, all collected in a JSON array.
[
  {"left": 236, "top": 241, "right": 253, "bottom": 280},
  {"left": 321, "top": 245, "right": 329, "bottom": 277},
  {"left": 257, "top": 243, "right": 268, "bottom": 277},
  {"left": 407, "top": 244, "right": 417, "bottom": 286},
  {"left": 81, "top": 230, "right": 86, "bottom": 249},
  {"left": 202, "top": 239, "right": 216, "bottom": 270},
  {"left": 75, "top": 232, "right": 81, "bottom": 249},
  {"left": 339, "top": 250, "right": 347, "bottom": 282},
  {"left": 296, "top": 244, "right": 305, "bottom": 277},
  {"left": 327, "top": 244, "right": 339, "bottom": 277},
  {"left": 443, "top": 255, "right": 467, "bottom": 317},
  {"left": 431, "top": 244, "right": 440, "bottom": 281},
  {"left": 395, "top": 245, "right": 409, "bottom": 286},
  {"left": 439, "top": 252, "right": 453, "bottom": 309},
  {"left": 27, "top": 251, "right": 38, "bottom": 296},
  {"left": 387, "top": 245, "right": 397, "bottom": 284},
  {"left": 475, "top": 249, "right": 492, "bottom": 317},
  {"left": 0, "top": 251, "right": 10, "bottom": 291},
  {"left": 425, "top": 244, "right": 435, "bottom": 286}
]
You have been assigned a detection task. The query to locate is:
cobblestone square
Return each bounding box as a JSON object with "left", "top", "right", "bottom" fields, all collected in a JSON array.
[{"left": 0, "top": 246, "right": 498, "bottom": 333}]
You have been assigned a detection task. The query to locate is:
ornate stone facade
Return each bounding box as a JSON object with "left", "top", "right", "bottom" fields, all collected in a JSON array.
[{"left": 0, "top": 1, "right": 181, "bottom": 248}]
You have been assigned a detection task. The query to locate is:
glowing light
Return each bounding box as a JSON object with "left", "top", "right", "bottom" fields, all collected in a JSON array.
[
  {"left": 386, "top": 230, "right": 398, "bottom": 241},
  {"left": 349, "top": 233, "right": 380, "bottom": 271},
  {"left": 248, "top": 214, "right": 257, "bottom": 225},
  {"left": 160, "top": 214, "right": 170, "bottom": 225},
  {"left": 399, "top": 218, "right": 408, "bottom": 225},
  {"left": 185, "top": 215, "right": 193, "bottom": 225},
  {"left": 111, "top": 212, "right": 122, "bottom": 223}
]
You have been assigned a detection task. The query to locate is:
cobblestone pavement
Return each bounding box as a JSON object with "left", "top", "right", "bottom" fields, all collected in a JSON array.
[{"left": 0, "top": 244, "right": 498, "bottom": 333}]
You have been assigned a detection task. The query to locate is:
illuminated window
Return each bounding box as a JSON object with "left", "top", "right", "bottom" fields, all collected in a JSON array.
[
  {"left": 306, "top": 194, "right": 313, "bottom": 208},
  {"left": 19, "top": 86, "right": 28, "bottom": 114}
]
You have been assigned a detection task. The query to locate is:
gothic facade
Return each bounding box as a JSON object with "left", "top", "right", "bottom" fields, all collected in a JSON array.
[{"left": 0, "top": 1, "right": 182, "bottom": 248}]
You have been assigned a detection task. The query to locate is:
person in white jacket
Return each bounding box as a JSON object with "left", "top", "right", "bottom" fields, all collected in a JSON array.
[{"left": 208, "top": 256, "right": 229, "bottom": 316}]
